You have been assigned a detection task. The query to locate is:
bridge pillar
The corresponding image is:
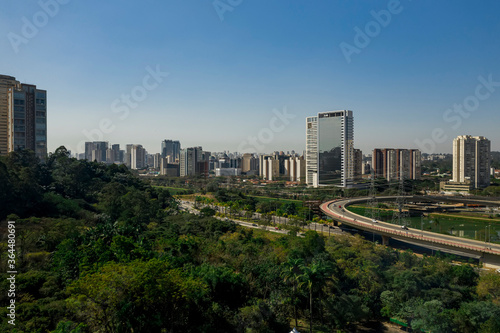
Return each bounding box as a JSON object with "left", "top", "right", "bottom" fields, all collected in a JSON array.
[{"left": 382, "top": 235, "right": 390, "bottom": 246}]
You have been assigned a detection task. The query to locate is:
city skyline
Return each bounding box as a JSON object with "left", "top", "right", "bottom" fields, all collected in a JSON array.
[{"left": 2, "top": 1, "right": 500, "bottom": 155}]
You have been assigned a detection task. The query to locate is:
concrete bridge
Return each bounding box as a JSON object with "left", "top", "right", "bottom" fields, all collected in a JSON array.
[{"left": 320, "top": 196, "right": 500, "bottom": 269}]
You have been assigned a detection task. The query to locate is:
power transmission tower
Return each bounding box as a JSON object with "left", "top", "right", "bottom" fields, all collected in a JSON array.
[
  {"left": 366, "top": 170, "right": 380, "bottom": 221},
  {"left": 392, "top": 174, "right": 409, "bottom": 227}
]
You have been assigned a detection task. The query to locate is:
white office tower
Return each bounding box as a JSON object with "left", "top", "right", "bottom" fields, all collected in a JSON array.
[
  {"left": 305, "top": 110, "right": 354, "bottom": 188},
  {"left": 452, "top": 135, "right": 490, "bottom": 188}
]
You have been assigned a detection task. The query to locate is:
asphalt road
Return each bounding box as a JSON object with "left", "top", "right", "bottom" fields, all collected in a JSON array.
[
  {"left": 179, "top": 200, "right": 343, "bottom": 237},
  {"left": 321, "top": 197, "right": 500, "bottom": 256}
]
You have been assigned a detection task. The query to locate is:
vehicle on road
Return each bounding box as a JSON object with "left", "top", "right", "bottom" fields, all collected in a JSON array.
[
  {"left": 372, "top": 219, "right": 378, "bottom": 223},
  {"left": 252, "top": 223, "right": 257, "bottom": 226},
  {"left": 401, "top": 225, "right": 409, "bottom": 230},
  {"left": 329, "top": 226, "right": 335, "bottom": 229}
]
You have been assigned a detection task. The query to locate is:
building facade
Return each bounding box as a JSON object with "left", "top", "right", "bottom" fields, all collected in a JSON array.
[
  {"left": 180, "top": 146, "right": 208, "bottom": 177},
  {"left": 0, "top": 75, "right": 47, "bottom": 160},
  {"left": 161, "top": 140, "right": 181, "bottom": 163},
  {"left": 372, "top": 148, "right": 421, "bottom": 181},
  {"left": 131, "top": 144, "right": 146, "bottom": 170},
  {"left": 241, "top": 153, "right": 259, "bottom": 175},
  {"left": 306, "top": 110, "right": 354, "bottom": 187},
  {"left": 452, "top": 135, "right": 490, "bottom": 188}
]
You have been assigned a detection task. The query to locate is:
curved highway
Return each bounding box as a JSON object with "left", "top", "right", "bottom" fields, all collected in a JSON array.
[{"left": 320, "top": 197, "right": 500, "bottom": 262}]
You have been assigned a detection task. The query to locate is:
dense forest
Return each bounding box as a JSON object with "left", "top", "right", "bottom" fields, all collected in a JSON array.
[{"left": 1, "top": 148, "right": 500, "bottom": 332}]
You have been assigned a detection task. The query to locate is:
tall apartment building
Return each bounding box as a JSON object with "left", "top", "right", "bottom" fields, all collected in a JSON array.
[
  {"left": 260, "top": 155, "right": 280, "bottom": 181},
  {"left": 84, "top": 141, "right": 109, "bottom": 163},
  {"left": 305, "top": 110, "right": 354, "bottom": 187},
  {"left": 111, "top": 144, "right": 121, "bottom": 163},
  {"left": 353, "top": 149, "right": 363, "bottom": 180},
  {"left": 452, "top": 135, "right": 490, "bottom": 188},
  {"left": 372, "top": 148, "right": 421, "bottom": 181},
  {"left": 180, "top": 146, "right": 208, "bottom": 177},
  {"left": 0, "top": 75, "right": 19, "bottom": 156},
  {"left": 241, "top": 153, "right": 259, "bottom": 175},
  {"left": 288, "top": 156, "right": 306, "bottom": 182},
  {"left": 0, "top": 75, "right": 47, "bottom": 160},
  {"left": 161, "top": 140, "right": 181, "bottom": 162},
  {"left": 131, "top": 144, "right": 146, "bottom": 170},
  {"left": 125, "top": 144, "right": 133, "bottom": 168}
]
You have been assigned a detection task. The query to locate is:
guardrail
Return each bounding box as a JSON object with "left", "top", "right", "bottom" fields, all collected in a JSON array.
[{"left": 320, "top": 200, "right": 500, "bottom": 256}]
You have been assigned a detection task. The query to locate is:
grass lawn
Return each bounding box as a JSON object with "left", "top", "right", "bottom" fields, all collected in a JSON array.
[{"left": 153, "top": 186, "right": 191, "bottom": 195}]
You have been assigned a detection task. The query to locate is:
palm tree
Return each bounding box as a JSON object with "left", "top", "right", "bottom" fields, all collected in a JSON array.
[
  {"left": 282, "top": 258, "right": 304, "bottom": 328},
  {"left": 298, "top": 260, "right": 334, "bottom": 333}
]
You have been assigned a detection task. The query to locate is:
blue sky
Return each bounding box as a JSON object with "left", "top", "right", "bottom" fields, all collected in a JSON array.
[{"left": 1, "top": 0, "right": 500, "bottom": 155}]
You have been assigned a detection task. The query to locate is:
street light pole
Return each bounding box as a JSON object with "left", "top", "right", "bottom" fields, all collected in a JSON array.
[
  {"left": 489, "top": 224, "right": 492, "bottom": 245},
  {"left": 421, "top": 215, "right": 424, "bottom": 237}
]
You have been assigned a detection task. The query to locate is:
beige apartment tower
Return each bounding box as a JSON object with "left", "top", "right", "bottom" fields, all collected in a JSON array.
[
  {"left": 452, "top": 135, "right": 490, "bottom": 188},
  {"left": 0, "top": 74, "right": 47, "bottom": 160}
]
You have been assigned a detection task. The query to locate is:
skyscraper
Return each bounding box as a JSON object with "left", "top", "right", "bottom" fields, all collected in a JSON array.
[
  {"left": 161, "top": 140, "right": 181, "bottom": 162},
  {"left": 131, "top": 144, "right": 146, "bottom": 170},
  {"left": 0, "top": 75, "right": 47, "bottom": 160},
  {"left": 84, "top": 141, "right": 109, "bottom": 163},
  {"left": 306, "top": 110, "right": 354, "bottom": 187},
  {"left": 452, "top": 135, "right": 490, "bottom": 188},
  {"left": 180, "top": 146, "right": 208, "bottom": 177},
  {"left": 0, "top": 75, "right": 19, "bottom": 156}
]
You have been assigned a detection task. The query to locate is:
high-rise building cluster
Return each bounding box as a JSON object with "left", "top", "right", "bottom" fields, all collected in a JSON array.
[
  {"left": 0, "top": 74, "right": 47, "bottom": 160},
  {"left": 83, "top": 141, "right": 156, "bottom": 171},
  {"left": 304, "top": 110, "right": 426, "bottom": 188},
  {"left": 259, "top": 152, "right": 305, "bottom": 182},
  {"left": 372, "top": 148, "right": 422, "bottom": 181}
]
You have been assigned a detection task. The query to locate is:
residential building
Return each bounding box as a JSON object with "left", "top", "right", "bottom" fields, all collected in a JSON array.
[
  {"left": 288, "top": 156, "right": 306, "bottom": 182},
  {"left": 260, "top": 155, "right": 280, "bottom": 181},
  {"left": 180, "top": 146, "right": 208, "bottom": 177},
  {"left": 131, "top": 144, "right": 146, "bottom": 170},
  {"left": 353, "top": 149, "right": 363, "bottom": 180},
  {"left": 84, "top": 141, "right": 109, "bottom": 163},
  {"left": 452, "top": 135, "right": 490, "bottom": 189},
  {"left": 372, "top": 148, "right": 421, "bottom": 181},
  {"left": 0, "top": 75, "right": 47, "bottom": 160},
  {"left": 0, "top": 75, "right": 20, "bottom": 156},
  {"left": 241, "top": 153, "right": 259, "bottom": 175}
]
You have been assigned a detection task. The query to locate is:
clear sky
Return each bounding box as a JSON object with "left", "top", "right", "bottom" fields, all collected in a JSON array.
[{"left": 1, "top": 0, "right": 500, "bottom": 155}]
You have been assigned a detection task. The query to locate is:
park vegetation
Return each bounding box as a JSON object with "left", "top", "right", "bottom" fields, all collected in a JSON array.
[{"left": 1, "top": 148, "right": 500, "bottom": 332}]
